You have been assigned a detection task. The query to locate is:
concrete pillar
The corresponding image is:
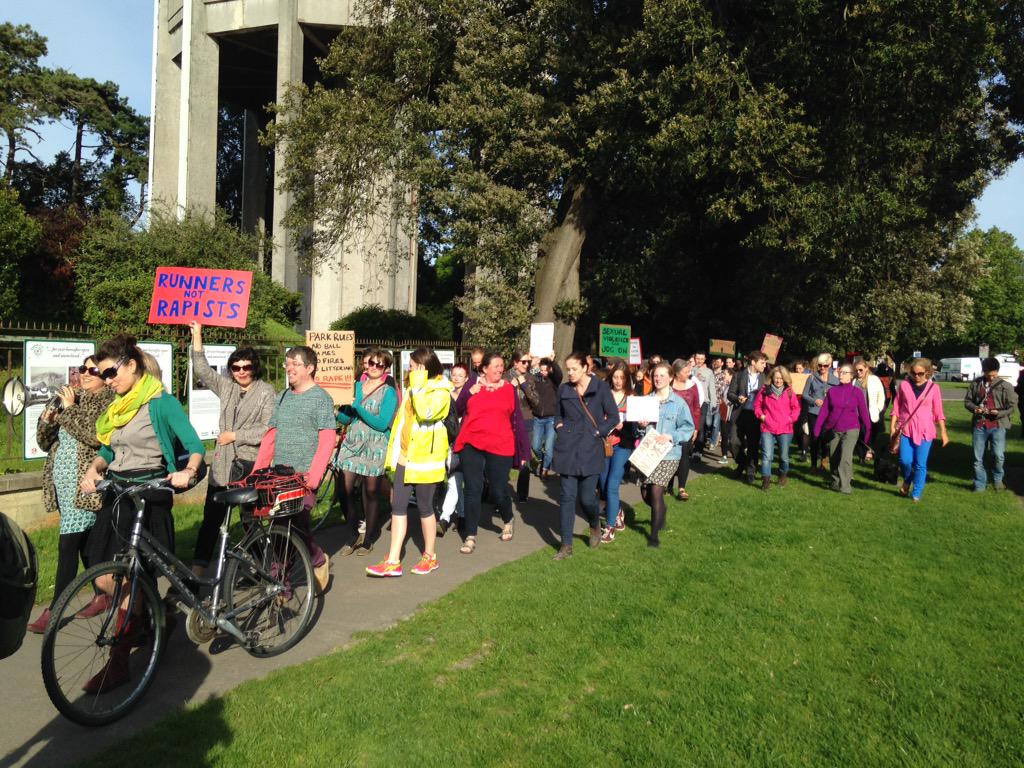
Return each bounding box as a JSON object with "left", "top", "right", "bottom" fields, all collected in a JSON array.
[
  {"left": 176, "top": 0, "right": 219, "bottom": 216},
  {"left": 149, "top": 0, "right": 182, "bottom": 213},
  {"left": 272, "top": 0, "right": 303, "bottom": 291},
  {"left": 240, "top": 108, "right": 267, "bottom": 234}
]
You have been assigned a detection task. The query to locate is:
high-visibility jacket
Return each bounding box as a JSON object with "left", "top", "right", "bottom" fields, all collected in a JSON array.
[{"left": 385, "top": 369, "right": 452, "bottom": 483}]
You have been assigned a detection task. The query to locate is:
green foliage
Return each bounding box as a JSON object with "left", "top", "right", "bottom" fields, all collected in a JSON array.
[
  {"left": 73, "top": 209, "right": 300, "bottom": 340},
  {"left": 959, "top": 227, "right": 1024, "bottom": 353},
  {"left": 329, "top": 303, "right": 442, "bottom": 341},
  {"left": 0, "top": 182, "right": 41, "bottom": 314},
  {"left": 456, "top": 270, "right": 532, "bottom": 355},
  {"left": 273, "top": 0, "right": 1023, "bottom": 356}
]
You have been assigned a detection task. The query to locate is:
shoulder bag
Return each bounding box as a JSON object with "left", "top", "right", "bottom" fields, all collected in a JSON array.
[{"left": 578, "top": 389, "right": 614, "bottom": 458}]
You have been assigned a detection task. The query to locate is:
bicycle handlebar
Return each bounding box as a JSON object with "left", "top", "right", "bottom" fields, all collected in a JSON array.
[{"left": 95, "top": 477, "right": 176, "bottom": 496}]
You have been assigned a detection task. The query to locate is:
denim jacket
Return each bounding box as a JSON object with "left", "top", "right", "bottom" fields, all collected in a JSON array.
[{"left": 642, "top": 394, "right": 695, "bottom": 461}]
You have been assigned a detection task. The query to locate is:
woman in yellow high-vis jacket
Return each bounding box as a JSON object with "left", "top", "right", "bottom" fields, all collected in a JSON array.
[{"left": 366, "top": 348, "right": 452, "bottom": 578}]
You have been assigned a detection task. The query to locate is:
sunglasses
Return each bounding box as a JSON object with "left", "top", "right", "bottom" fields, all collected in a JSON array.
[
  {"left": 366, "top": 360, "right": 387, "bottom": 369},
  {"left": 78, "top": 365, "right": 101, "bottom": 377},
  {"left": 911, "top": 371, "right": 927, "bottom": 377},
  {"left": 518, "top": 359, "right": 531, "bottom": 364},
  {"left": 229, "top": 363, "right": 253, "bottom": 373},
  {"left": 99, "top": 358, "right": 128, "bottom": 381}
]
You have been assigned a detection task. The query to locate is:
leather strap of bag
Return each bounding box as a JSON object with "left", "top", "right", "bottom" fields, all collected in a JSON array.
[{"left": 577, "top": 388, "right": 602, "bottom": 436}]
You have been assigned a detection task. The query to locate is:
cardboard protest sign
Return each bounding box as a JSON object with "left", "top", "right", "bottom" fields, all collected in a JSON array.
[
  {"left": 709, "top": 339, "right": 736, "bottom": 356},
  {"left": 529, "top": 323, "right": 554, "bottom": 357},
  {"left": 789, "top": 372, "right": 809, "bottom": 396},
  {"left": 306, "top": 330, "right": 356, "bottom": 406},
  {"left": 148, "top": 267, "right": 252, "bottom": 328},
  {"left": 761, "top": 333, "right": 783, "bottom": 364},
  {"left": 628, "top": 338, "right": 643, "bottom": 366},
  {"left": 599, "top": 323, "right": 631, "bottom": 358}
]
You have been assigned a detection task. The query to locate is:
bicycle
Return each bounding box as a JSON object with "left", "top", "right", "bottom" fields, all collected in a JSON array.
[{"left": 40, "top": 473, "right": 316, "bottom": 727}]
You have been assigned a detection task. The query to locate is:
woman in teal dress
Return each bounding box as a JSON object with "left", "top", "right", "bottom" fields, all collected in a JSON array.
[{"left": 335, "top": 348, "right": 398, "bottom": 555}]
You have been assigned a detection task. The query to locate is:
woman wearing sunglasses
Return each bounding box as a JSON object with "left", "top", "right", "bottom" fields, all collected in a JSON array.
[
  {"left": 335, "top": 348, "right": 398, "bottom": 556},
  {"left": 890, "top": 358, "right": 948, "bottom": 502},
  {"left": 27, "top": 357, "right": 115, "bottom": 633},
  {"left": 188, "top": 322, "right": 276, "bottom": 576}
]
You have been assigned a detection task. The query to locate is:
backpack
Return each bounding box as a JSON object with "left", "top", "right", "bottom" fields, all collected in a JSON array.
[
  {"left": 442, "top": 396, "right": 460, "bottom": 445},
  {"left": 0, "top": 513, "right": 37, "bottom": 660}
]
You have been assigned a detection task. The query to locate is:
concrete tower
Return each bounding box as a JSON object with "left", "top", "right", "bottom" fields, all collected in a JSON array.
[{"left": 148, "top": 0, "right": 417, "bottom": 330}]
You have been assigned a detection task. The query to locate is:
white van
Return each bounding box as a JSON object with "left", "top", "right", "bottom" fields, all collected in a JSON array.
[
  {"left": 936, "top": 357, "right": 982, "bottom": 382},
  {"left": 996, "top": 354, "right": 1021, "bottom": 384}
]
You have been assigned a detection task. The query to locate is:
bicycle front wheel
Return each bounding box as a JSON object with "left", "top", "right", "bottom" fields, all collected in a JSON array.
[
  {"left": 41, "top": 561, "right": 165, "bottom": 727},
  {"left": 224, "top": 523, "right": 315, "bottom": 657}
]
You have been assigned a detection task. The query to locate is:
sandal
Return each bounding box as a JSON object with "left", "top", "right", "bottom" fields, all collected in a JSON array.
[
  {"left": 459, "top": 536, "right": 477, "bottom": 554},
  {"left": 500, "top": 522, "right": 514, "bottom": 542}
]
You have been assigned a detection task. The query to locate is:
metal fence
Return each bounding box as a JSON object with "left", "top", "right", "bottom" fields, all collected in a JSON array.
[{"left": 0, "top": 322, "right": 473, "bottom": 464}]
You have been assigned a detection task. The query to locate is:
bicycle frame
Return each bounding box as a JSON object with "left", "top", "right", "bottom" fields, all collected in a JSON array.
[{"left": 113, "top": 484, "right": 296, "bottom": 647}]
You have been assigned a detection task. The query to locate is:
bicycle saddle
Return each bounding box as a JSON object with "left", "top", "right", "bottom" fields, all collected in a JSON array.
[{"left": 212, "top": 487, "right": 259, "bottom": 506}]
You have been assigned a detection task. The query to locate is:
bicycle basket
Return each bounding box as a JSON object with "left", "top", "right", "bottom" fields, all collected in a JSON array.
[{"left": 252, "top": 474, "right": 308, "bottom": 518}]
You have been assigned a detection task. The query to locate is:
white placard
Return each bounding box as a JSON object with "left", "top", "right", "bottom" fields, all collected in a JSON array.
[
  {"left": 628, "top": 338, "right": 643, "bottom": 366},
  {"left": 436, "top": 349, "right": 455, "bottom": 380},
  {"left": 628, "top": 428, "right": 672, "bottom": 477},
  {"left": 626, "top": 395, "right": 660, "bottom": 423},
  {"left": 188, "top": 344, "right": 236, "bottom": 440},
  {"left": 23, "top": 339, "right": 96, "bottom": 459},
  {"left": 138, "top": 341, "right": 174, "bottom": 394},
  {"left": 529, "top": 322, "right": 554, "bottom": 357}
]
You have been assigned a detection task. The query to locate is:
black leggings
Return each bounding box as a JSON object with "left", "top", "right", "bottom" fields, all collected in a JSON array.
[
  {"left": 194, "top": 484, "right": 227, "bottom": 568},
  {"left": 341, "top": 470, "right": 382, "bottom": 543},
  {"left": 461, "top": 444, "right": 513, "bottom": 537},
  {"left": 671, "top": 444, "right": 692, "bottom": 492},
  {"left": 389, "top": 464, "right": 436, "bottom": 519},
  {"left": 51, "top": 530, "right": 90, "bottom": 608},
  {"left": 645, "top": 485, "right": 668, "bottom": 544}
]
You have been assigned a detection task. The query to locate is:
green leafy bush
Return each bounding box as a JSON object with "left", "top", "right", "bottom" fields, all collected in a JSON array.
[{"left": 329, "top": 304, "right": 441, "bottom": 341}]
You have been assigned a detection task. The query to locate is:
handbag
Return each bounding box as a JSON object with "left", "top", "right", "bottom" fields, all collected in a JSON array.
[
  {"left": 889, "top": 381, "right": 933, "bottom": 454},
  {"left": 578, "top": 389, "right": 614, "bottom": 457}
]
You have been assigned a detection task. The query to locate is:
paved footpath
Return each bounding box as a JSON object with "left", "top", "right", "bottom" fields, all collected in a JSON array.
[{"left": 0, "top": 473, "right": 656, "bottom": 768}]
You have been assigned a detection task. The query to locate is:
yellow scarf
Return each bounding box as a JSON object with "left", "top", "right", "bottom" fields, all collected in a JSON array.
[{"left": 96, "top": 373, "right": 165, "bottom": 446}]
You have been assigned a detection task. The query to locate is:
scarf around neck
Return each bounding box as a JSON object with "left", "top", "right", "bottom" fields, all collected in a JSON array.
[
  {"left": 770, "top": 384, "right": 785, "bottom": 397},
  {"left": 96, "top": 372, "right": 165, "bottom": 446}
]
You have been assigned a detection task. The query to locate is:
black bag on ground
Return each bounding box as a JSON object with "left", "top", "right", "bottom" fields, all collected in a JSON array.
[
  {"left": 873, "top": 450, "right": 900, "bottom": 485},
  {"left": 0, "top": 513, "right": 37, "bottom": 660}
]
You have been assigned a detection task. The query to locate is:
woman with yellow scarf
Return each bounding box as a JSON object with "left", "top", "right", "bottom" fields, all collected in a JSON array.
[{"left": 77, "top": 335, "right": 205, "bottom": 693}]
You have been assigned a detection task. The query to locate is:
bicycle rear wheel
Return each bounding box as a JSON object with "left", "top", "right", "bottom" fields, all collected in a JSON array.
[
  {"left": 41, "top": 561, "right": 165, "bottom": 726},
  {"left": 224, "top": 522, "right": 315, "bottom": 657}
]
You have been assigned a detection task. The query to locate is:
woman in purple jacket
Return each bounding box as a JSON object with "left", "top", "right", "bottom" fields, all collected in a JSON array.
[{"left": 813, "top": 362, "right": 871, "bottom": 494}]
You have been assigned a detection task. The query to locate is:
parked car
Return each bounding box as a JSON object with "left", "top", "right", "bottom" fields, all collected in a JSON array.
[{"left": 935, "top": 357, "right": 982, "bottom": 382}]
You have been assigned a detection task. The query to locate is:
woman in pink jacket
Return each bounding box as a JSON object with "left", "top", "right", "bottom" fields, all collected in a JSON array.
[
  {"left": 754, "top": 366, "right": 802, "bottom": 490},
  {"left": 889, "top": 358, "right": 948, "bottom": 501}
]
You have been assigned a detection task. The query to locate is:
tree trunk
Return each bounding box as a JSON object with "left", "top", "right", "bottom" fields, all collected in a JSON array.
[
  {"left": 533, "top": 181, "right": 594, "bottom": 361},
  {"left": 71, "top": 118, "right": 84, "bottom": 207},
  {"left": 4, "top": 130, "right": 14, "bottom": 181}
]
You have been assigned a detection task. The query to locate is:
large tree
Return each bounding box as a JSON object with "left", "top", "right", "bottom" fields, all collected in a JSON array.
[{"left": 272, "top": 0, "right": 1023, "bottom": 356}]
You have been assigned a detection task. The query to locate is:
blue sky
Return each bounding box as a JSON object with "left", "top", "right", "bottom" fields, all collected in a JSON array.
[{"left": 4, "top": 2, "right": 1022, "bottom": 244}]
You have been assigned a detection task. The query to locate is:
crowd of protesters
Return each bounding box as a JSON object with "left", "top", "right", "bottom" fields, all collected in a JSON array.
[{"left": 25, "top": 325, "right": 1021, "bottom": 646}]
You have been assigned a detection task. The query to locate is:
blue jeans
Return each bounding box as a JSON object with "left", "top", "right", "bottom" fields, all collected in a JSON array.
[
  {"left": 532, "top": 417, "right": 556, "bottom": 470},
  {"left": 559, "top": 474, "right": 600, "bottom": 546},
  {"left": 899, "top": 436, "right": 933, "bottom": 499},
  {"left": 599, "top": 445, "right": 633, "bottom": 524},
  {"left": 760, "top": 431, "right": 792, "bottom": 476},
  {"left": 708, "top": 406, "right": 721, "bottom": 446},
  {"left": 972, "top": 426, "right": 1006, "bottom": 489}
]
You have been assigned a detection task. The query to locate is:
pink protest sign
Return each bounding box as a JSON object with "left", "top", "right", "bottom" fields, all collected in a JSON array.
[{"left": 147, "top": 267, "right": 253, "bottom": 328}]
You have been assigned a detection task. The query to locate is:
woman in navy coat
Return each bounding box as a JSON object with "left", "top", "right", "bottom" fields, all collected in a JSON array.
[{"left": 551, "top": 351, "right": 619, "bottom": 560}]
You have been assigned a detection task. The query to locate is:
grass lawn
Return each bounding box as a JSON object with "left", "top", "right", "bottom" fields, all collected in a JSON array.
[{"left": 74, "top": 392, "right": 1024, "bottom": 766}]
